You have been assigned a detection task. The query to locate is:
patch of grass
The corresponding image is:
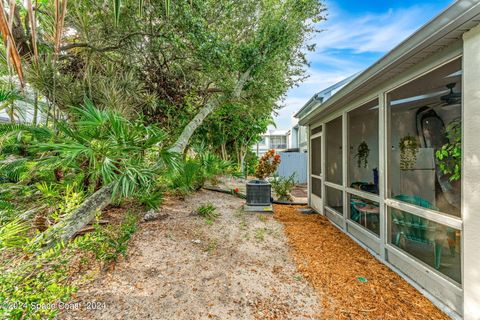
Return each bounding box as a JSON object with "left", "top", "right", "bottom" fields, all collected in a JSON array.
[
  {"left": 203, "top": 240, "right": 218, "bottom": 254},
  {"left": 239, "top": 220, "right": 248, "bottom": 230},
  {"left": 294, "top": 274, "right": 303, "bottom": 281},
  {"left": 255, "top": 228, "right": 268, "bottom": 241},
  {"left": 195, "top": 202, "right": 220, "bottom": 221},
  {"left": 196, "top": 202, "right": 219, "bottom": 223},
  {"left": 258, "top": 214, "right": 268, "bottom": 223}
]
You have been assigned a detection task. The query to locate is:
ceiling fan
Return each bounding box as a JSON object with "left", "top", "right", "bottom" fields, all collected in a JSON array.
[
  {"left": 388, "top": 82, "right": 461, "bottom": 110},
  {"left": 440, "top": 82, "right": 461, "bottom": 106}
]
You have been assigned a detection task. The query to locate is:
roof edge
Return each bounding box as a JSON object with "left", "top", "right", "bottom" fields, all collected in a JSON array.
[{"left": 299, "top": 0, "right": 480, "bottom": 125}]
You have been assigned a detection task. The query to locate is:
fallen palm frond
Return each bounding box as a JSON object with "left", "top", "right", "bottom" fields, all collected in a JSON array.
[
  {"left": 0, "top": 2, "right": 24, "bottom": 86},
  {"left": 26, "top": 0, "right": 38, "bottom": 62},
  {"left": 54, "top": 0, "right": 68, "bottom": 55}
]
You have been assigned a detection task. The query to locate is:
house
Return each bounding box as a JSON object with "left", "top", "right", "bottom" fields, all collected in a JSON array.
[
  {"left": 253, "top": 129, "right": 288, "bottom": 157},
  {"left": 0, "top": 80, "right": 45, "bottom": 124},
  {"left": 286, "top": 122, "right": 307, "bottom": 152},
  {"left": 297, "top": 1, "right": 480, "bottom": 319}
]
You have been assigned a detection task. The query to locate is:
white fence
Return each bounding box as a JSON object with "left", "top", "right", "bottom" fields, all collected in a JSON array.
[{"left": 276, "top": 152, "right": 307, "bottom": 184}]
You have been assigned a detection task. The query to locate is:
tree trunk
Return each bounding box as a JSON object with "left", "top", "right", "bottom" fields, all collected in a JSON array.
[
  {"left": 40, "top": 185, "right": 113, "bottom": 246},
  {"left": 32, "top": 91, "right": 38, "bottom": 126},
  {"left": 168, "top": 100, "right": 217, "bottom": 154},
  {"left": 240, "top": 146, "right": 247, "bottom": 177},
  {"left": 168, "top": 66, "right": 253, "bottom": 154},
  {"left": 220, "top": 143, "right": 227, "bottom": 160}
]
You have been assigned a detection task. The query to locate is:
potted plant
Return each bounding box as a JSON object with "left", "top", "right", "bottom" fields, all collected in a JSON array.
[
  {"left": 246, "top": 150, "right": 281, "bottom": 206},
  {"left": 271, "top": 173, "right": 296, "bottom": 202},
  {"left": 399, "top": 135, "right": 418, "bottom": 170},
  {"left": 436, "top": 119, "right": 461, "bottom": 181}
]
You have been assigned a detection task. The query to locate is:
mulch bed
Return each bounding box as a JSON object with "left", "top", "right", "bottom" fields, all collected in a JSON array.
[{"left": 274, "top": 205, "right": 451, "bottom": 320}]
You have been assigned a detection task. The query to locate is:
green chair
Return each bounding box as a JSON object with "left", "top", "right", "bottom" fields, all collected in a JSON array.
[
  {"left": 350, "top": 198, "right": 365, "bottom": 223},
  {"left": 391, "top": 195, "right": 443, "bottom": 269}
]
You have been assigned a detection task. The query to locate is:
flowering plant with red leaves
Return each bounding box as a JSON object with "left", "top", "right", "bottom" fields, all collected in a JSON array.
[
  {"left": 234, "top": 188, "right": 240, "bottom": 193},
  {"left": 254, "top": 149, "right": 281, "bottom": 179}
]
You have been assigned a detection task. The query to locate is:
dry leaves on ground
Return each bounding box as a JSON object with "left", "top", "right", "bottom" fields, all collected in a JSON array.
[{"left": 274, "top": 204, "right": 450, "bottom": 320}]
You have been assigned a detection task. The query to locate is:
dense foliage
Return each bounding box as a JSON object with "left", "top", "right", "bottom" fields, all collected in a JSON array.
[
  {"left": 0, "top": 0, "right": 325, "bottom": 318},
  {"left": 255, "top": 149, "right": 281, "bottom": 179}
]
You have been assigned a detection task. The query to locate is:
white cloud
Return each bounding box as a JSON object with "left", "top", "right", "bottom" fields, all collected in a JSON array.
[
  {"left": 272, "top": 3, "right": 444, "bottom": 130},
  {"left": 310, "top": 5, "right": 429, "bottom": 55}
]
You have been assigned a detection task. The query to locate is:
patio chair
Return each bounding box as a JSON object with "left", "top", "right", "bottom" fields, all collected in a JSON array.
[
  {"left": 391, "top": 195, "right": 443, "bottom": 269},
  {"left": 350, "top": 198, "right": 365, "bottom": 223}
]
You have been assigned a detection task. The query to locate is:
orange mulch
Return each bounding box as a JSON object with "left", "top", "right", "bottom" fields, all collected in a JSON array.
[{"left": 273, "top": 205, "right": 451, "bottom": 320}]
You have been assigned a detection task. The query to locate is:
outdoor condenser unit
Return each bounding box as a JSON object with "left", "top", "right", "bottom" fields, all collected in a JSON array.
[{"left": 245, "top": 180, "right": 271, "bottom": 206}]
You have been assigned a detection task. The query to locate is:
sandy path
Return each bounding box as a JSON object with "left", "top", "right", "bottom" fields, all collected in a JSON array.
[{"left": 62, "top": 190, "right": 319, "bottom": 320}]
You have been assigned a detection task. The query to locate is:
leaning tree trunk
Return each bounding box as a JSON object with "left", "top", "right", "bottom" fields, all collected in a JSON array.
[
  {"left": 43, "top": 66, "right": 254, "bottom": 246},
  {"left": 40, "top": 185, "right": 113, "bottom": 246},
  {"left": 169, "top": 66, "right": 253, "bottom": 154},
  {"left": 168, "top": 100, "right": 217, "bottom": 154}
]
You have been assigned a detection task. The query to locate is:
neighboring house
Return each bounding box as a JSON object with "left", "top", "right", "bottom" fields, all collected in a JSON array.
[
  {"left": 0, "top": 100, "right": 40, "bottom": 124},
  {"left": 0, "top": 78, "right": 45, "bottom": 124},
  {"left": 298, "top": 2, "right": 480, "bottom": 318},
  {"left": 287, "top": 123, "right": 307, "bottom": 152},
  {"left": 253, "top": 129, "right": 288, "bottom": 157}
]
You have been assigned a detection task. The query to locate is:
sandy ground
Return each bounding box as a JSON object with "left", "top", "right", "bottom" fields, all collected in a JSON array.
[{"left": 62, "top": 190, "right": 320, "bottom": 320}]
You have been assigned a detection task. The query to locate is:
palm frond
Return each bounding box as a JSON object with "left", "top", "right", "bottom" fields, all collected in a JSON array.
[
  {"left": 0, "top": 158, "right": 29, "bottom": 182},
  {"left": 113, "top": 0, "right": 121, "bottom": 26},
  {"left": 0, "top": 123, "right": 53, "bottom": 141},
  {"left": 0, "top": 200, "right": 14, "bottom": 210},
  {"left": 0, "top": 219, "right": 29, "bottom": 249},
  {"left": 0, "top": 2, "right": 24, "bottom": 86},
  {"left": 0, "top": 86, "right": 21, "bottom": 103}
]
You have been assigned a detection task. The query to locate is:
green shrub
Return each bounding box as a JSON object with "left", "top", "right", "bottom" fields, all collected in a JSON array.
[
  {"left": 169, "top": 148, "right": 234, "bottom": 195},
  {"left": 136, "top": 189, "right": 164, "bottom": 209},
  {"left": 196, "top": 202, "right": 219, "bottom": 221},
  {"left": 271, "top": 173, "right": 296, "bottom": 201},
  {"left": 243, "top": 149, "right": 258, "bottom": 176},
  {"left": 0, "top": 209, "right": 139, "bottom": 320}
]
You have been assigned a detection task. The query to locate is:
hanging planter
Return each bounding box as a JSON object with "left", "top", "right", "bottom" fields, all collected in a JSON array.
[
  {"left": 354, "top": 141, "right": 370, "bottom": 168},
  {"left": 399, "top": 135, "right": 418, "bottom": 170}
]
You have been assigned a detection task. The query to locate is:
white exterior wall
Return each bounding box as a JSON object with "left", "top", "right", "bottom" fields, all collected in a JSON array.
[{"left": 462, "top": 23, "right": 480, "bottom": 320}]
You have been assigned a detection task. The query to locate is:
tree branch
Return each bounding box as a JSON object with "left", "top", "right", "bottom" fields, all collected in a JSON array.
[
  {"left": 58, "top": 32, "right": 162, "bottom": 52},
  {"left": 168, "top": 65, "right": 255, "bottom": 154}
]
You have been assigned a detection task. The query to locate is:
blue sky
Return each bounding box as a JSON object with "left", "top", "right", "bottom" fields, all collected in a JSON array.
[{"left": 272, "top": 0, "right": 454, "bottom": 130}]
